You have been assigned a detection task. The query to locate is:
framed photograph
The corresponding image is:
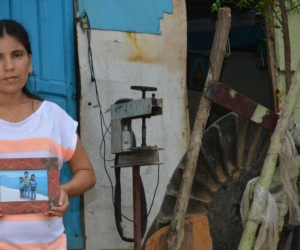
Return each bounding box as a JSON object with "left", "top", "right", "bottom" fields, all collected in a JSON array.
[
  {"left": 0, "top": 158, "right": 60, "bottom": 214},
  {"left": 187, "top": 52, "right": 209, "bottom": 91}
]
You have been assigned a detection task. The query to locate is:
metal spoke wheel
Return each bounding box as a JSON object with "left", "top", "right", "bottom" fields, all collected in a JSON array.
[{"left": 143, "top": 112, "right": 273, "bottom": 250}]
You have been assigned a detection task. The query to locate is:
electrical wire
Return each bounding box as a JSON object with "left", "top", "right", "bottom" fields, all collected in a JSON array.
[
  {"left": 82, "top": 11, "right": 116, "bottom": 215},
  {"left": 100, "top": 124, "right": 115, "bottom": 162},
  {"left": 143, "top": 161, "right": 160, "bottom": 220},
  {"left": 81, "top": 10, "right": 160, "bottom": 223}
]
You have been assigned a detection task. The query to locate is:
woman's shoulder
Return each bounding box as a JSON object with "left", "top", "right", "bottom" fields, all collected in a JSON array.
[
  {"left": 39, "top": 100, "right": 76, "bottom": 125},
  {"left": 38, "top": 100, "right": 67, "bottom": 114},
  {"left": 40, "top": 100, "right": 59, "bottom": 109}
]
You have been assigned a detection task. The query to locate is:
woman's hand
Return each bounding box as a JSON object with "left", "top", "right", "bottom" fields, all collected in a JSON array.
[{"left": 44, "top": 188, "right": 70, "bottom": 217}]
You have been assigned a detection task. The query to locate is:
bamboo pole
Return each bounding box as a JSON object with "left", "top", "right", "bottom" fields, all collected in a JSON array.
[
  {"left": 166, "top": 7, "right": 231, "bottom": 250},
  {"left": 238, "top": 59, "right": 300, "bottom": 250}
]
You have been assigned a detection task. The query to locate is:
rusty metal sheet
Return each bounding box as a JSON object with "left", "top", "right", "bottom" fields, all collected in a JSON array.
[{"left": 204, "top": 82, "right": 279, "bottom": 132}]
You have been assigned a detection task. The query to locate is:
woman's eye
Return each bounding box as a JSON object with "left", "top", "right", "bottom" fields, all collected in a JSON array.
[{"left": 14, "top": 53, "right": 22, "bottom": 58}]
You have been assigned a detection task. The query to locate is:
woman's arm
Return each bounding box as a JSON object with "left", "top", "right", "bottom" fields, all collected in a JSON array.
[
  {"left": 61, "top": 134, "right": 96, "bottom": 197},
  {"left": 48, "top": 134, "right": 96, "bottom": 217}
]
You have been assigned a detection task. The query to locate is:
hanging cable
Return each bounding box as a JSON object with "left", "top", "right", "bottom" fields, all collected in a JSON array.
[
  {"left": 80, "top": 11, "right": 116, "bottom": 218},
  {"left": 80, "top": 9, "right": 160, "bottom": 230}
]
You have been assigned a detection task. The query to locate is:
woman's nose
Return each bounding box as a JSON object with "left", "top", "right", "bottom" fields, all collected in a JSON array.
[{"left": 3, "top": 57, "right": 15, "bottom": 71}]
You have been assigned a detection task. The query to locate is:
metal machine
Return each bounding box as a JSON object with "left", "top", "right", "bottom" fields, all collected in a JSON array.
[{"left": 111, "top": 86, "right": 163, "bottom": 250}]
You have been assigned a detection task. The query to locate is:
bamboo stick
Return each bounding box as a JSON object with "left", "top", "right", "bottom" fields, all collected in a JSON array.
[
  {"left": 166, "top": 7, "right": 231, "bottom": 250},
  {"left": 238, "top": 59, "right": 300, "bottom": 250}
]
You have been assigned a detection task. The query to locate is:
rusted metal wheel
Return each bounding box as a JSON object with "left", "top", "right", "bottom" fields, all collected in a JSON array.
[{"left": 143, "top": 112, "right": 272, "bottom": 250}]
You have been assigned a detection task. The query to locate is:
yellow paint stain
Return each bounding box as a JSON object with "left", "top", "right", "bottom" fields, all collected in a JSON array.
[
  {"left": 276, "top": 88, "right": 285, "bottom": 111},
  {"left": 229, "top": 89, "right": 236, "bottom": 98},
  {"left": 251, "top": 105, "right": 268, "bottom": 123},
  {"left": 126, "top": 32, "right": 147, "bottom": 62}
]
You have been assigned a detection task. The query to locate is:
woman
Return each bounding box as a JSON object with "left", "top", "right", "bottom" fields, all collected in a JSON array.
[{"left": 0, "top": 19, "right": 96, "bottom": 249}]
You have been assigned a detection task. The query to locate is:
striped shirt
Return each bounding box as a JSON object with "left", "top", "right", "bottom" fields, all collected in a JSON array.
[{"left": 0, "top": 100, "right": 78, "bottom": 250}]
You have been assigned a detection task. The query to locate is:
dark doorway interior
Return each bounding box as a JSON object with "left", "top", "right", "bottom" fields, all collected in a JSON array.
[{"left": 185, "top": 0, "right": 272, "bottom": 129}]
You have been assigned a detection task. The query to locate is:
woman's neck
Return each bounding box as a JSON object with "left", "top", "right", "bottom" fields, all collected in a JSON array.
[
  {"left": 0, "top": 92, "right": 42, "bottom": 123},
  {"left": 0, "top": 92, "right": 24, "bottom": 107}
]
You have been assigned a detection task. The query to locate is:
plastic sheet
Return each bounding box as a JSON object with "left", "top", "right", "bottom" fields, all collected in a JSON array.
[{"left": 240, "top": 132, "right": 300, "bottom": 250}]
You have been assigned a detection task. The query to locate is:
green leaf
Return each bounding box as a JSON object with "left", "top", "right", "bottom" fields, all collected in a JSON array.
[{"left": 211, "top": 3, "right": 220, "bottom": 12}]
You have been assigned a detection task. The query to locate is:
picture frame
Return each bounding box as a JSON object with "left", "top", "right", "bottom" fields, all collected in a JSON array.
[
  {"left": 0, "top": 157, "right": 60, "bottom": 214},
  {"left": 187, "top": 52, "right": 209, "bottom": 91}
]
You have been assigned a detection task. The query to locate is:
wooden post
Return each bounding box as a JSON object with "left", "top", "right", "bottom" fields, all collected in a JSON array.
[{"left": 166, "top": 7, "right": 231, "bottom": 250}]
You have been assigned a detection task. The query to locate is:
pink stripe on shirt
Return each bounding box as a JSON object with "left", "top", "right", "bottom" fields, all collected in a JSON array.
[{"left": 0, "top": 138, "right": 75, "bottom": 161}]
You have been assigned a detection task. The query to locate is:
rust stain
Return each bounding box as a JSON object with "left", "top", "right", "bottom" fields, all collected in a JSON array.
[
  {"left": 215, "top": 164, "right": 227, "bottom": 182},
  {"left": 204, "top": 173, "right": 218, "bottom": 191},
  {"left": 126, "top": 32, "right": 147, "bottom": 62},
  {"left": 145, "top": 216, "right": 212, "bottom": 250},
  {"left": 191, "top": 183, "right": 212, "bottom": 202},
  {"left": 245, "top": 126, "right": 263, "bottom": 171},
  {"left": 231, "top": 168, "right": 241, "bottom": 179},
  {"left": 276, "top": 88, "right": 285, "bottom": 111},
  {"left": 226, "top": 162, "right": 235, "bottom": 176}
]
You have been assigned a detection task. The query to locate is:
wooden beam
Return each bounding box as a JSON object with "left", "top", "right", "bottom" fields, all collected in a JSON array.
[{"left": 166, "top": 7, "right": 231, "bottom": 250}]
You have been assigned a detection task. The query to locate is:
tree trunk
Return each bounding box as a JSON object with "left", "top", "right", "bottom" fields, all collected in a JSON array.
[
  {"left": 166, "top": 7, "right": 231, "bottom": 250},
  {"left": 279, "top": 0, "right": 292, "bottom": 92},
  {"left": 265, "top": 0, "right": 279, "bottom": 112}
]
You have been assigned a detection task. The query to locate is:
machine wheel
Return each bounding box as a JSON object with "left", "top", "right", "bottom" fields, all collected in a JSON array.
[{"left": 143, "top": 112, "right": 272, "bottom": 250}]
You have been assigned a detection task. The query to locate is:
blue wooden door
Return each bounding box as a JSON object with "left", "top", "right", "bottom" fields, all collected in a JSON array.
[{"left": 0, "top": 1, "right": 83, "bottom": 249}]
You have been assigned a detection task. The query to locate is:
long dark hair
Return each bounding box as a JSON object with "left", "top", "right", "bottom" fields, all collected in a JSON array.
[{"left": 0, "top": 19, "right": 42, "bottom": 101}]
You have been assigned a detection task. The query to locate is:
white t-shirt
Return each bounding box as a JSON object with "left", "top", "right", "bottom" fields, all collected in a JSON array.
[{"left": 0, "top": 100, "right": 78, "bottom": 250}]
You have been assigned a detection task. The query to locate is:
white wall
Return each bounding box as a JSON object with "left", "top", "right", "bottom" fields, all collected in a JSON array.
[{"left": 76, "top": 1, "right": 188, "bottom": 248}]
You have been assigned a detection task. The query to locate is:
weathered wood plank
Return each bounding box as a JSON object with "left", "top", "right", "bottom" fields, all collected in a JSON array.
[{"left": 166, "top": 7, "right": 232, "bottom": 250}]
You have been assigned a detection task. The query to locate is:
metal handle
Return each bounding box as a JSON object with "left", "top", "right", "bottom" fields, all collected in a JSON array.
[{"left": 131, "top": 86, "right": 157, "bottom": 98}]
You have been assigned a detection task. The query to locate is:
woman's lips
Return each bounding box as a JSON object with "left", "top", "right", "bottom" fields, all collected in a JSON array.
[{"left": 3, "top": 76, "right": 17, "bottom": 82}]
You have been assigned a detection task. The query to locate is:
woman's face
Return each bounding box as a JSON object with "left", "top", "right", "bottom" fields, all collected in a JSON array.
[{"left": 0, "top": 33, "right": 32, "bottom": 95}]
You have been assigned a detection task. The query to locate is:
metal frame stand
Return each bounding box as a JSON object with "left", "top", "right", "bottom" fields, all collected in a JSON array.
[
  {"left": 111, "top": 86, "right": 164, "bottom": 250},
  {"left": 133, "top": 166, "right": 142, "bottom": 250}
]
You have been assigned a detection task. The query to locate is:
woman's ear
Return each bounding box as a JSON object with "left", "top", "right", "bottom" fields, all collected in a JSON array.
[{"left": 28, "top": 54, "right": 33, "bottom": 74}]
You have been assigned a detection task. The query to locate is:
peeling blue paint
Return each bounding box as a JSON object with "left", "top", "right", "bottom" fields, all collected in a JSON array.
[{"left": 78, "top": 0, "right": 173, "bottom": 34}]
